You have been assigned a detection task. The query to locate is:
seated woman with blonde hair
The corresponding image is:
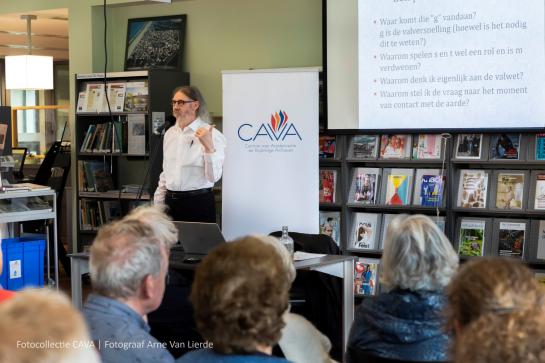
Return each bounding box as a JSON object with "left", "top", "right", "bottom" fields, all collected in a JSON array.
[
  {"left": 178, "top": 236, "right": 294, "bottom": 362},
  {"left": 347, "top": 214, "right": 459, "bottom": 362}
]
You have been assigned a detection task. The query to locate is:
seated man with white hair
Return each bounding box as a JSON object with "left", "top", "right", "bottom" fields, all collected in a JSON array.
[{"left": 83, "top": 206, "right": 178, "bottom": 363}]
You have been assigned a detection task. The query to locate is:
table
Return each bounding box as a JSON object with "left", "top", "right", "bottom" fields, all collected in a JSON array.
[
  {"left": 0, "top": 189, "right": 58, "bottom": 288},
  {"left": 69, "top": 253, "right": 355, "bottom": 351}
]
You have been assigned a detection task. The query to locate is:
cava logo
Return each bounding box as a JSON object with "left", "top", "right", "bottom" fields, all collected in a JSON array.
[{"left": 238, "top": 110, "right": 302, "bottom": 142}]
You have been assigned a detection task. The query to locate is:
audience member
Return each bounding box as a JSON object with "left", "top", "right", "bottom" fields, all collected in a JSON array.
[
  {"left": 178, "top": 236, "right": 293, "bottom": 362},
  {"left": 257, "top": 235, "right": 337, "bottom": 363},
  {"left": 0, "top": 288, "right": 100, "bottom": 363},
  {"left": 0, "top": 239, "right": 15, "bottom": 302},
  {"left": 445, "top": 257, "right": 544, "bottom": 335},
  {"left": 347, "top": 214, "right": 458, "bottom": 362},
  {"left": 453, "top": 307, "right": 545, "bottom": 363},
  {"left": 83, "top": 206, "right": 178, "bottom": 363}
]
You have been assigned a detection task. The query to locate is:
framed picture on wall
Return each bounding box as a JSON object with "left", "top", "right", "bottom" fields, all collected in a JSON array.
[{"left": 124, "top": 14, "right": 187, "bottom": 71}]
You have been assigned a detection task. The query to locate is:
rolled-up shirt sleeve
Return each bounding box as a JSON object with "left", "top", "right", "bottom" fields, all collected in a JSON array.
[{"left": 204, "top": 130, "right": 226, "bottom": 183}]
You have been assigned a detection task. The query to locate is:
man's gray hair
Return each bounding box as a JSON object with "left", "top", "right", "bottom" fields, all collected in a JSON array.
[
  {"left": 381, "top": 214, "right": 458, "bottom": 291},
  {"left": 123, "top": 204, "right": 178, "bottom": 248},
  {"left": 90, "top": 219, "right": 164, "bottom": 299}
]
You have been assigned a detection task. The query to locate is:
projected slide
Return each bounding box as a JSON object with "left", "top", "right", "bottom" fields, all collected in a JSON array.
[{"left": 358, "top": 0, "right": 545, "bottom": 129}]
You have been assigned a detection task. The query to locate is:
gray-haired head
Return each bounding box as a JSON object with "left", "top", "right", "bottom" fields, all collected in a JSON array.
[
  {"left": 171, "top": 85, "right": 210, "bottom": 122},
  {"left": 90, "top": 219, "right": 165, "bottom": 299},
  {"left": 381, "top": 214, "right": 458, "bottom": 291},
  {"left": 122, "top": 204, "right": 178, "bottom": 248},
  {"left": 253, "top": 234, "right": 296, "bottom": 284}
]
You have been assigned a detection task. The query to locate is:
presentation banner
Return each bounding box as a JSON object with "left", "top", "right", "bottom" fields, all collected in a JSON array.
[{"left": 222, "top": 68, "right": 319, "bottom": 240}]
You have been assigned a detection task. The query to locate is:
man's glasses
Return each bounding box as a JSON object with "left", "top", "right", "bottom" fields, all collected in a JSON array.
[{"left": 172, "top": 99, "right": 196, "bottom": 106}]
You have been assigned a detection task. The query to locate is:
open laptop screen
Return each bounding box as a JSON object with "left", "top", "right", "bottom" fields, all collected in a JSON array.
[{"left": 173, "top": 221, "right": 226, "bottom": 255}]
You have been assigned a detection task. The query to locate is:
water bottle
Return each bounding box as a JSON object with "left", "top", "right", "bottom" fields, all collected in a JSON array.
[{"left": 279, "top": 226, "right": 294, "bottom": 257}]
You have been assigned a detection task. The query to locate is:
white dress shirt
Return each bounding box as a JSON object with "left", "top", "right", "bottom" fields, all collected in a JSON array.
[{"left": 154, "top": 117, "right": 226, "bottom": 205}]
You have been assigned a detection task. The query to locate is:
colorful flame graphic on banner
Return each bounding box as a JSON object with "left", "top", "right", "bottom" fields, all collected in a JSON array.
[{"left": 270, "top": 111, "right": 288, "bottom": 132}]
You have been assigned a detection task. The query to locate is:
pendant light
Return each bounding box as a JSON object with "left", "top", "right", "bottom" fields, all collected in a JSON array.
[{"left": 5, "top": 15, "right": 54, "bottom": 90}]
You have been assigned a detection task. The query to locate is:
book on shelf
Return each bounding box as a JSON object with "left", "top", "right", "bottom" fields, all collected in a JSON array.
[
  {"left": 124, "top": 81, "right": 149, "bottom": 112},
  {"left": 384, "top": 169, "right": 412, "bottom": 206},
  {"left": 76, "top": 91, "right": 87, "bottom": 113},
  {"left": 0, "top": 199, "right": 31, "bottom": 213},
  {"left": 489, "top": 133, "right": 520, "bottom": 160},
  {"left": 319, "top": 211, "right": 341, "bottom": 246},
  {"left": 412, "top": 168, "right": 445, "bottom": 207},
  {"left": 458, "top": 219, "right": 486, "bottom": 257},
  {"left": 319, "top": 169, "right": 337, "bottom": 203},
  {"left": 351, "top": 135, "right": 379, "bottom": 159},
  {"left": 101, "top": 82, "right": 126, "bottom": 113},
  {"left": 351, "top": 212, "right": 381, "bottom": 250},
  {"left": 455, "top": 133, "right": 483, "bottom": 159},
  {"left": 127, "top": 114, "right": 146, "bottom": 155},
  {"left": 102, "top": 201, "right": 122, "bottom": 223},
  {"left": 413, "top": 134, "right": 442, "bottom": 159},
  {"left": 84, "top": 83, "right": 105, "bottom": 113},
  {"left": 2, "top": 183, "right": 51, "bottom": 192},
  {"left": 534, "top": 173, "right": 545, "bottom": 210},
  {"left": 349, "top": 168, "right": 380, "bottom": 204},
  {"left": 379, "top": 134, "right": 411, "bottom": 159},
  {"left": 537, "top": 221, "right": 545, "bottom": 260},
  {"left": 495, "top": 172, "right": 524, "bottom": 209},
  {"left": 535, "top": 133, "right": 545, "bottom": 160},
  {"left": 354, "top": 258, "right": 380, "bottom": 296},
  {"left": 457, "top": 169, "right": 488, "bottom": 208},
  {"left": 319, "top": 135, "right": 336, "bottom": 159},
  {"left": 79, "top": 160, "right": 114, "bottom": 192},
  {"left": 497, "top": 221, "right": 525, "bottom": 259}
]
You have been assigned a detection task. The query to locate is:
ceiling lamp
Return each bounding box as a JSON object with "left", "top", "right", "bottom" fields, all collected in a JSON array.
[{"left": 5, "top": 15, "right": 53, "bottom": 90}]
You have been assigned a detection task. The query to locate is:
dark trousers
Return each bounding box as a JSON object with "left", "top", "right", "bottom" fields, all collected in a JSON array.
[
  {"left": 164, "top": 189, "right": 216, "bottom": 223},
  {"left": 150, "top": 188, "right": 215, "bottom": 358}
]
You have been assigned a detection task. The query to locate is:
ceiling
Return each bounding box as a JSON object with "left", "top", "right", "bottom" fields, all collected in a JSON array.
[{"left": 0, "top": 8, "right": 68, "bottom": 61}]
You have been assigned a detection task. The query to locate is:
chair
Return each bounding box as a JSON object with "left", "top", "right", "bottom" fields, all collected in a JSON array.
[
  {"left": 269, "top": 231, "right": 343, "bottom": 361},
  {"left": 23, "top": 141, "right": 71, "bottom": 274},
  {"left": 346, "top": 346, "right": 450, "bottom": 363}
]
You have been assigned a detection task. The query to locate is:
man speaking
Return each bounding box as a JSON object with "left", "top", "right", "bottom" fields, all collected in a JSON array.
[{"left": 154, "top": 85, "right": 226, "bottom": 223}]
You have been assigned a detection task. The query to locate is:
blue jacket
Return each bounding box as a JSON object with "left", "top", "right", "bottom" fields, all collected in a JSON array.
[
  {"left": 177, "top": 349, "right": 293, "bottom": 363},
  {"left": 347, "top": 289, "right": 450, "bottom": 362}
]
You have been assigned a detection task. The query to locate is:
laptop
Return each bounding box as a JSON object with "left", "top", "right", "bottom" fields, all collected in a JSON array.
[{"left": 170, "top": 221, "right": 226, "bottom": 265}]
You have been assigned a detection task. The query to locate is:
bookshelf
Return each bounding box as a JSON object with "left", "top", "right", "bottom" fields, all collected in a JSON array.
[
  {"left": 318, "top": 131, "right": 545, "bottom": 292},
  {"left": 74, "top": 70, "right": 189, "bottom": 251}
]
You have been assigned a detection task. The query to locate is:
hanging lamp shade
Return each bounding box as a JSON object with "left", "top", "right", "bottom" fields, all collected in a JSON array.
[
  {"left": 5, "top": 15, "right": 54, "bottom": 90},
  {"left": 5, "top": 55, "right": 53, "bottom": 90}
]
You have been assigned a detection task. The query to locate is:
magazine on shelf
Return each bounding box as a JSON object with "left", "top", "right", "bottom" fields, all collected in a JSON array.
[
  {"left": 351, "top": 213, "right": 381, "bottom": 250},
  {"left": 319, "top": 169, "right": 337, "bottom": 203},
  {"left": 319, "top": 135, "right": 336, "bottom": 159},
  {"left": 379, "top": 134, "right": 411, "bottom": 159},
  {"left": 379, "top": 213, "right": 399, "bottom": 250},
  {"left": 534, "top": 173, "right": 545, "bottom": 210},
  {"left": 431, "top": 216, "right": 446, "bottom": 233},
  {"left": 76, "top": 91, "right": 87, "bottom": 113},
  {"left": 455, "top": 133, "right": 483, "bottom": 159},
  {"left": 354, "top": 258, "right": 380, "bottom": 296},
  {"left": 458, "top": 219, "right": 486, "bottom": 257},
  {"left": 102, "top": 201, "right": 122, "bottom": 223},
  {"left": 101, "top": 82, "right": 126, "bottom": 113},
  {"left": 497, "top": 221, "right": 525, "bottom": 259},
  {"left": 124, "top": 81, "right": 149, "bottom": 112},
  {"left": 349, "top": 168, "right": 380, "bottom": 204},
  {"left": 495, "top": 172, "right": 524, "bottom": 209},
  {"left": 84, "top": 83, "right": 105, "bottom": 113},
  {"left": 319, "top": 211, "right": 341, "bottom": 246},
  {"left": 25, "top": 197, "right": 53, "bottom": 212},
  {"left": 413, "top": 134, "right": 442, "bottom": 159},
  {"left": 127, "top": 114, "right": 146, "bottom": 155},
  {"left": 384, "top": 171, "right": 412, "bottom": 206},
  {"left": 457, "top": 169, "right": 488, "bottom": 208},
  {"left": 535, "top": 134, "right": 545, "bottom": 160},
  {"left": 351, "top": 135, "right": 379, "bottom": 159},
  {"left": 413, "top": 168, "right": 444, "bottom": 207},
  {"left": 489, "top": 133, "right": 520, "bottom": 160},
  {"left": 538, "top": 220, "right": 545, "bottom": 260}
]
